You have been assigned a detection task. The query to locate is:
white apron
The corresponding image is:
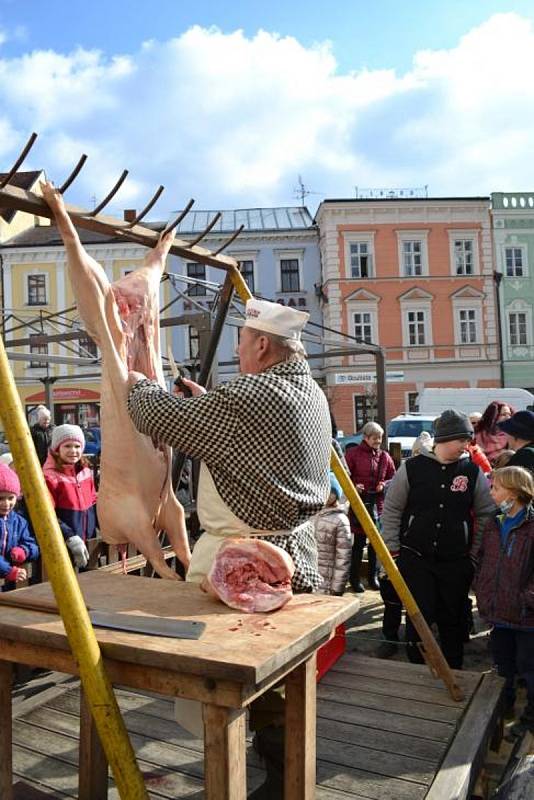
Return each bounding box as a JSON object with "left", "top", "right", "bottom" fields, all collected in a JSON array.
[{"left": 175, "top": 462, "right": 305, "bottom": 737}]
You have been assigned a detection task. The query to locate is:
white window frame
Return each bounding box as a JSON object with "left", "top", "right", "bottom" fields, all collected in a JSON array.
[
  {"left": 352, "top": 309, "right": 375, "bottom": 344},
  {"left": 454, "top": 305, "right": 482, "bottom": 345},
  {"left": 448, "top": 230, "right": 479, "bottom": 276},
  {"left": 186, "top": 261, "right": 207, "bottom": 297},
  {"left": 24, "top": 270, "right": 50, "bottom": 306},
  {"left": 343, "top": 232, "right": 375, "bottom": 279},
  {"left": 457, "top": 308, "right": 478, "bottom": 344},
  {"left": 346, "top": 291, "right": 379, "bottom": 348},
  {"left": 406, "top": 310, "right": 427, "bottom": 345},
  {"left": 400, "top": 295, "right": 433, "bottom": 348},
  {"left": 397, "top": 230, "right": 429, "bottom": 277},
  {"left": 503, "top": 244, "right": 528, "bottom": 278},
  {"left": 275, "top": 249, "right": 304, "bottom": 293},
  {"left": 506, "top": 300, "right": 532, "bottom": 349},
  {"left": 231, "top": 251, "right": 258, "bottom": 294}
]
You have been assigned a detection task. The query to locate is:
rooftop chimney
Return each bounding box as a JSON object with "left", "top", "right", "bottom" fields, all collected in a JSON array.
[{"left": 123, "top": 209, "right": 137, "bottom": 223}]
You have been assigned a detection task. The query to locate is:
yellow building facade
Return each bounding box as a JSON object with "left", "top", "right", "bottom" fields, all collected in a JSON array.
[{"left": 1, "top": 224, "right": 173, "bottom": 427}]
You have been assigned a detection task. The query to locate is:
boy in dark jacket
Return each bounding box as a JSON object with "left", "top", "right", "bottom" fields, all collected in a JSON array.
[
  {"left": 0, "top": 464, "right": 40, "bottom": 591},
  {"left": 381, "top": 409, "right": 495, "bottom": 668},
  {"left": 474, "top": 465, "right": 534, "bottom": 736}
]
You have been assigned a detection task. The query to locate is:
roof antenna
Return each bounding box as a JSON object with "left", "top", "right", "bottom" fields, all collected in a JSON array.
[{"left": 294, "top": 175, "right": 320, "bottom": 207}]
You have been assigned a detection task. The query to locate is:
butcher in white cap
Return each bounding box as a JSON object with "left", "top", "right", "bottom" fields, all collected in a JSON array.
[
  {"left": 128, "top": 298, "right": 329, "bottom": 593},
  {"left": 127, "top": 297, "right": 331, "bottom": 781},
  {"left": 128, "top": 296, "right": 329, "bottom": 588}
]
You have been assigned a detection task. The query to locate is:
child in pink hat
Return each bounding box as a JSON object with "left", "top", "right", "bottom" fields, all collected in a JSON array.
[
  {"left": 0, "top": 464, "right": 40, "bottom": 590},
  {"left": 43, "top": 425, "right": 97, "bottom": 569}
]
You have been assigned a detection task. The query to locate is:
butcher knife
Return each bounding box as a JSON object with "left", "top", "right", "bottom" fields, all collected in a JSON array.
[
  {"left": 0, "top": 594, "right": 204, "bottom": 639},
  {"left": 89, "top": 610, "right": 205, "bottom": 640}
]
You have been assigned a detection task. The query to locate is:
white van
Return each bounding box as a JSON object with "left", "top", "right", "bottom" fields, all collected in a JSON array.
[
  {"left": 417, "top": 388, "right": 534, "bottom": 417},
  {"left": 387, "top": 413, "right": 437, "bottom": 460}
]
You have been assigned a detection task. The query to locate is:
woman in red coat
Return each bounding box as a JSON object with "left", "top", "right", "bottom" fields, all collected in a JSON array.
[{"left": 345, "top": 421, "right": 396, "bottom": 592}]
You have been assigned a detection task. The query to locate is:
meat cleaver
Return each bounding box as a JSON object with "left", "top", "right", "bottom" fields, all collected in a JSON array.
[
  {"left": 89, "top": 610, "right": 205, "bottom": 639},
  {"left": 0, "top": 594, "right": 204, "bottom": 640}
]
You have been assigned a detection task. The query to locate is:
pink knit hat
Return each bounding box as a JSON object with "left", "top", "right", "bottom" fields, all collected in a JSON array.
[
  {"left": 51, "top": 424, "right": 85, "bottom": 453},
  {"left": 0, "top": 464, "right": 20, "bottom": 496}
]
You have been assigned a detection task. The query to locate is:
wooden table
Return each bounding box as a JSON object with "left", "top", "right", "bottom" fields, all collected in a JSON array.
[{"left": 0, "top": 571, "right": 359, "bottom": 800}]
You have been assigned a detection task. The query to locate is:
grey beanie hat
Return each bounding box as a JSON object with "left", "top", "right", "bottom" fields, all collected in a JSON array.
[{"left": 433, "top": 409, "right": 474, "bottom": 443}]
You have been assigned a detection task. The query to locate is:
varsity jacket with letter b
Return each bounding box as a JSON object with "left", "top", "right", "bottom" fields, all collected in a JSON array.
[{"left": 381, "top": 450, "right": 495, "bottom": 560}]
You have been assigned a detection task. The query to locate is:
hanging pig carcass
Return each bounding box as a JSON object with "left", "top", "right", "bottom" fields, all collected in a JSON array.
[{"left": 41, "top": 181, "right": 190, "bottom": 579}]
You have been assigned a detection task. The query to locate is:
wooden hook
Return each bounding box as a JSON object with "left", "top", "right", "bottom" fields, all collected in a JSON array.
[
  {"left": 187, "top": 211, "right": 222, "bottom": 247},
  {"left": 124, "top": 185, "right": 165, "bottom": 227},
  {"left": 0, "top": 132, "right": 38, "bottom": 189},
  {"left": 59, "top": 154, "right": 88, "bottom": 194},
  {"left": 89, "top": 169, "right": 129, "bottom": 216},
  {"left": 212, "top": 224, "right": 245, "bottom": 256},
  {"left": 161, "top": 198, "right": 195, "bottom": 236}
]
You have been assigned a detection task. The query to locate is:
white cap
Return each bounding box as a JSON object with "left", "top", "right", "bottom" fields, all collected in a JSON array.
[{"left": 244, "top": 298, "right": 309, "bottom": 341}]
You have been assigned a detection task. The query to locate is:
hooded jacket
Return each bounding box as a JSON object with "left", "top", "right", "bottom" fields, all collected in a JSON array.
[
  {"left": 381, "top": 449, "right": 495, "bottom": 560},
  {"left": 314, "top": 504, "right": 353, "bottom": 594},
  {"left": 474, "top": 505, "right": 534, "bottom": 628},
  {"left": 0, "top": 510, "right": 40, "bottom": 578},
  {"left": 43, "top": 454, "right": 97, "bottom": 542}
]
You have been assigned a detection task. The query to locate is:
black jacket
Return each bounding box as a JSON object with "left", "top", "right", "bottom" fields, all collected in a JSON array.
[
  {"left": 507, "top": 443, "right": 534, "bottom": 473},
  {"left": 381, "top": 450, "right": 495, "bottom": 561},
  {"left": 399, "top": 456, "right": 479, "bottom": 559},
  {"left": 30, "top": 423, "right": 53, "bottom": 466}
]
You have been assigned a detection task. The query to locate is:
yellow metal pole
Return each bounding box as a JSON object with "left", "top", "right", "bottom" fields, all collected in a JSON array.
[
  {"left": 331, "top": 450, "right": 463, "bottom": 701},
  {"left": 228, "top": 269, "right": 462, "bottom": 700},
  {"left": 229, "top": 265, "right": 253, "bottom": 304},
  {"left": 0, "top": 339, "right": 148, "bottom": 798}
]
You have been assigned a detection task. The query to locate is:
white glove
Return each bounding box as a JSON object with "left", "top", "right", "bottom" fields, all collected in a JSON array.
[{"left": 66, "top": 535, "right": 89, "bottom": 568}]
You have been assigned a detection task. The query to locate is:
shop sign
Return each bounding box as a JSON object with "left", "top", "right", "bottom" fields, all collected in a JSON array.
[
  {"left": 334, "top": 371, "right": 404, "bottom": 385},
  {"left": 25, "top": 388, "right": 101, "bottom": 403}
]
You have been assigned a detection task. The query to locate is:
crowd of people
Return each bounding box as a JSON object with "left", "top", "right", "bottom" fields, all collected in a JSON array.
[
  {"left": 330, "top": 400, "right": 534, "bottom": 742},
  {"left": 0, "top": 415, "right": 98, "bottom": 593},
  {"left": 1, "top": 294, "right": 534, "bottom": 792}
]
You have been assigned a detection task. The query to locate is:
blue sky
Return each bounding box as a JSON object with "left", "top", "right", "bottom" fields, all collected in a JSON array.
[
  {"left": 6, "top": 1, "right": 534, "bottom": 70},
  {"left": 1, "top": 1, "right": 534, "bottom": 215}
]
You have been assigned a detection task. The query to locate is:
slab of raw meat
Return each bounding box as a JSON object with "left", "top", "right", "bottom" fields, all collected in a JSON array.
[
  {"left": 206, "top": 538, "right": 295, "bottom": 613},
  {"left": 41, "top": 182, "right": 191, "bottom": 580}
]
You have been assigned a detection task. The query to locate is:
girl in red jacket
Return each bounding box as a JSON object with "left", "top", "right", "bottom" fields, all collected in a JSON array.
[
  {"left": 43, "top": 425, "right": 97, "bottom": 569},
  {"left": 474, "top": 466, "right": 534, "bottom": 737}
]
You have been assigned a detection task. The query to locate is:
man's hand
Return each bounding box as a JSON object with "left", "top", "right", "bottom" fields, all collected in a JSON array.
[
  {"left": 376, "top": 481, "right": 385, "bottom": 493},
  {"left": 127, "top": 370, "right": 148, "bottom": 389},
  {"left": 356, "top": 483, "right": 365, "bottom": 492},
  {"left": 180, "top": 378, "right": 206, "bottom": 397}
]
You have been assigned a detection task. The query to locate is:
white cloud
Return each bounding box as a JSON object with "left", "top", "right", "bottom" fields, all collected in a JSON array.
[{"left": 0, "top": 14, "right": 534, "bottom": 215}]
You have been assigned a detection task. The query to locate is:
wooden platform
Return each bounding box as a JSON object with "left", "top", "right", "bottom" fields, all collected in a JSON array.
[{"left": 11, "top": 652, "right": 503, "bottom": 799}]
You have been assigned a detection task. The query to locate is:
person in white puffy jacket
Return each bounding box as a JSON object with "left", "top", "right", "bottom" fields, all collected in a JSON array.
[{"left": 315, "top": 473, "right": 353, "bottom": 595}]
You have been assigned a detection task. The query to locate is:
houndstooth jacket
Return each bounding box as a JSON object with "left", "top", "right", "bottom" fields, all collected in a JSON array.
[{"left": 127, "top": 360, "right": 332, "bottom": 590}]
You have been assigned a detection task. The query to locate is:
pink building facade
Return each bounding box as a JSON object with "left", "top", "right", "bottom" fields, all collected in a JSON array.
[{"left": 315, "top": 198, "right": 501, "bottom": 433}]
